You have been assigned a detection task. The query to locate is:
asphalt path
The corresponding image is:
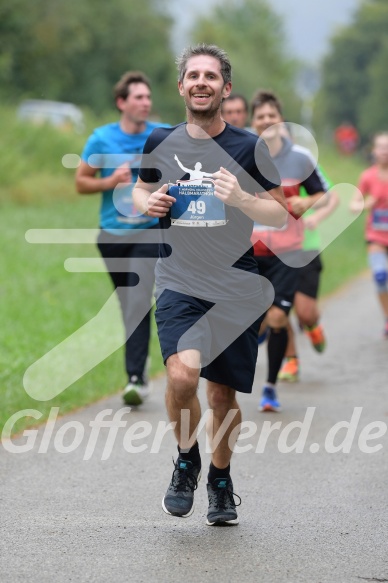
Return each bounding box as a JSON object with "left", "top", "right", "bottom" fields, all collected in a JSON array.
[{"left": 1, "top": 274, "right": 388, "bottom": 583}]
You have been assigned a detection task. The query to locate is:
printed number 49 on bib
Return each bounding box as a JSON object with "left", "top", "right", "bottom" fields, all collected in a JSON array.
[{"left": 188, "top": 200, "right": 206, "bottom": 214}]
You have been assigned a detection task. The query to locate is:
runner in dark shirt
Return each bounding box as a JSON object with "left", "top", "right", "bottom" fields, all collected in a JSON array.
[{"left": 133, "top": 44, "right": 286, "bottom": 526}]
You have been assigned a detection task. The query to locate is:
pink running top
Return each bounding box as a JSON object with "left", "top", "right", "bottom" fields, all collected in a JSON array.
[{"left": 358, "top": 165, "right": 388, "bottom": 246}]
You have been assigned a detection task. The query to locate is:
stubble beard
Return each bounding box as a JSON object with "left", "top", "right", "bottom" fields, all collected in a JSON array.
[{"left": 185, "top": 95, "right": 222, "bottom": 124}]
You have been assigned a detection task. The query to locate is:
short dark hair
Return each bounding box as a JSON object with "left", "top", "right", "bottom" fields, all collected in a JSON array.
[
  {"left": 113, "top": 71, "right": 151, "bottom": 102},
  {"left": 221, "top": 93, "right": 248, "bottom": 112},
  {"left": 176, "top": 44, "right": 232, "bottom": 85},
  {"left": 251, "top": 90, "right": 283, "bottom": 117}
]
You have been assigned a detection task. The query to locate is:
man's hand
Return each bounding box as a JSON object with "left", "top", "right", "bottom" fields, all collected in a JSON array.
[
  {"left": 303, "top": 214, "right": 320, "bottom": 230},
  {"left": 212, "top": 167, "right": 247, "bottom": 207},
  {"left": 145, "top": 184, "right": 176, "bottom": 217},
  {"left": 287, "top": 195, "right": 311, "bottom": 217},
  {"left": 108, "top": 163, "right": 132, "bottom": 189}
]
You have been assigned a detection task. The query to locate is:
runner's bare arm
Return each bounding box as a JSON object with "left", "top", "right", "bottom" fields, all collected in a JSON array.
[
  {"left": 212, "top": 167, "right": 287, "bottom": 228},
  {"left": 304, "top": 190, "right": 339, "bottom": 229},
  {"left": 287, "top": 190, "right": 328, "bottom": 216},
  {"left": 75, "top": 160, "right": 131, "bottom": 194},
  {"left": 349, "top": 190, "right": 375, "bottom": 213}
]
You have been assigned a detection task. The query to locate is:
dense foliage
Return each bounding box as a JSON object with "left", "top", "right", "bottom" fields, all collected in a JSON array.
[
  {"left": 191, "top": 0, "right": 300, "bottom": 120},
  {"left": 0, "top": 0, "right": 184, "bottom": 122},
  {"left": 317, "top": 0, "right": 388, "bottom": 140},
  {"left": 0, "top": 0, "right": 300, "bottom": 122}
]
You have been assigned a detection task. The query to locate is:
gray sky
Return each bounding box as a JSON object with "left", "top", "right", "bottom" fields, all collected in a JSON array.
[{"left": 169, "top": 0, "right": 359, "bottom": 63}]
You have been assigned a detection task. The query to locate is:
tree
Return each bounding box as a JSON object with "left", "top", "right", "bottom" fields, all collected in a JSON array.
[
  {"left": 189, "top": 0, "right": 300, "bottom": 121},
  {"left": 358, "top": 38, "right": 388, "bottom": 137},
  {"left": 317, "top": 0, "right": 388, "bottom": 140},
  {"left": 0, "top": 0, "right": 184, "bottom": 122}
]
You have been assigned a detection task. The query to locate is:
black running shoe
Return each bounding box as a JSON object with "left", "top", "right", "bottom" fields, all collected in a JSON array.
[
  {"left": 206, "top": 477, "right": 241, "bottom": 526},
  {"left": 162, "top": 458, "right": 201, "bottom": 518}
]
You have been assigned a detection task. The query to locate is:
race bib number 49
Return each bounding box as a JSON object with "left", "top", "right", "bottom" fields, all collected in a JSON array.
[{"left": 169, "top": 180, "right": 227, "bottom": 227}]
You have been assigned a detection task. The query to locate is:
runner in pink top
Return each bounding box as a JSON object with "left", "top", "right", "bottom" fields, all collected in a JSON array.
[{"left": 350, "top": 132, "right": 388, "bottom": 337}]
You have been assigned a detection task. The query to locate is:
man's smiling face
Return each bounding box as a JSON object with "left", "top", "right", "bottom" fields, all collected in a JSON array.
[{"left": 178, "top": 55, "right": 231, "bottom": 117}]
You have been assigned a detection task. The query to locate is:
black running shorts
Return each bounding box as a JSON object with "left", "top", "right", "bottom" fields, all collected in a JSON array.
[
  {"left": 297, "top": 252, "right": 323, "bottom": 298},
  {"left": 155, "top": 289, "right": 265, "bottom": 394},
  {"left": 254, "top": 252, "right": 300, "bottom": 315}
]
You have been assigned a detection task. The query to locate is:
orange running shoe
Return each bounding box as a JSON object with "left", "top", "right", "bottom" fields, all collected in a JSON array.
[
  {"left": 304, "top": 324, "right": 326, "bottom": 353},
  {"left": 278, "top": 357, "right": 299, "bottom": 382}
]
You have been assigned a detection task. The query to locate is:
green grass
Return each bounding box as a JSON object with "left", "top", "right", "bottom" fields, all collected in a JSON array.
[
  {"left": 0, "top": 106, "right": 165, "bottom": 435},
  {"left": 0, "top": 196, "right": 164, "bottom": 436},
  {"left": 0, "top": 106, "right": 370, "bottom": 436},
  {"left": 316, "top": 145, "right": 367, "bottom": 296}
]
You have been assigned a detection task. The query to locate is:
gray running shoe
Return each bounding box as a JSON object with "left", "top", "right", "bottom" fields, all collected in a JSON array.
[
  {"left": 162, "top": 458, "right": 201, "bottom": 518},
  {"left": 206, "top": 477, "right": 241, "bottom": 526}
]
